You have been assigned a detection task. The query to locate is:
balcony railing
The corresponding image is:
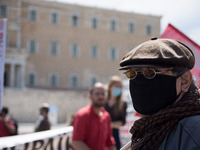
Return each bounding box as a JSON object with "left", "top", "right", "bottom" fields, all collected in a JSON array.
[{"left": 5, "top": 47, "right": 27, "bottom": 60}]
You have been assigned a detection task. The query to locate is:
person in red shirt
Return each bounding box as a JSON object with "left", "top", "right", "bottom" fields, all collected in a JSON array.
[
  {"left": 0, "top": 107, "right": 16, "bottom": 137},
  {"left": 72, "top": 82, "right": 116, "bottom": 150}
]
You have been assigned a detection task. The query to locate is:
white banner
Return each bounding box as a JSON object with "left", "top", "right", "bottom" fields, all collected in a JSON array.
[
  {"left": 0, "top": 126, "right": 73, "bottom": 150},
  {"left": 0, "top": 18, "right": 7, "bottom": 110}
]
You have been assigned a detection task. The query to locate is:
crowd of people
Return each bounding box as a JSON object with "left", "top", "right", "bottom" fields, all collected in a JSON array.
[
  {"left": 0, "top": 76, "right": 127, "bottom": 150},
  {"left": 72, "top": 37, "right": 200, "bottom": 150},
  {"left": 1, "top": 37, "right": 200, "bottom": 150},
  {"left": 71, "top": 76, "right": 127, "bottom": 150},
  {"left": 0, "top": 103, "right": 51, "bottom": 137}
]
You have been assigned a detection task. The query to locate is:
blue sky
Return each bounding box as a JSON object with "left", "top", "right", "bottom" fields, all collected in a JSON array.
[{"left": 58, "top": 0, "right": 200, "bottom": 45}]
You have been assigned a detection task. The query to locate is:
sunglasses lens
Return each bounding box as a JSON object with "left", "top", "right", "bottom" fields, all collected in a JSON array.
[
  {"left": 143, "top": 69, "right": 156, "bottom": 79},
  {"left": 126, "top": 69, "right": 137, "bottom": 79}
]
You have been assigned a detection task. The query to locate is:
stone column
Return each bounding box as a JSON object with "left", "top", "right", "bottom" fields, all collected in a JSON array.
[
  {"left": 10, "top": 64, "right": 15, "bottom": 87},
  {"left": 15, "top": 65, "right": 21, "bottom": 88},
  {"left": 21, "top": 63, "right": 25, "bottom": 89}
]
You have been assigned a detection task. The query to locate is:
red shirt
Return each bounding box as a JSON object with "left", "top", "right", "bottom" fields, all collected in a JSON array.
[
  {"left": 72, "top": 105, "right": 115, "bottom": 150},
  {"left": 0, "top": 119, "right": 14, "bottom": 137}
]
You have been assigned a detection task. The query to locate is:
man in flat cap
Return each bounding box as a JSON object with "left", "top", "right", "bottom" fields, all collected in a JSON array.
[{"left": 120, "top": 38, "right": 200, "bottom": 150}]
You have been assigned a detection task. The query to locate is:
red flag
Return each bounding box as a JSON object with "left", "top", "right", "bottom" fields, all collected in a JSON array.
[
  {"left": 135, "top": 112, "right": 140, "bottom": 117},
  {"left": 160, "top": 23, "right": 200, "bottom": 87}
]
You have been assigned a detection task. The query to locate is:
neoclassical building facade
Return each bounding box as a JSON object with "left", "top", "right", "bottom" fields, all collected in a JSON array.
[{"left": 0, "top": 0, "right": 161, "bottom": 90}]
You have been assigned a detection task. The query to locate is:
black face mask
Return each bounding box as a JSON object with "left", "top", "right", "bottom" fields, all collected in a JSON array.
[{"left": 129, "top": 74, "right": 181, "bottom": 115}]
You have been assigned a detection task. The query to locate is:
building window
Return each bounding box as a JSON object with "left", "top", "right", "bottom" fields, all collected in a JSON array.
[
  {"left": 128, "top": 22, "right": 135, "bottom": 33},
  {"left": 70, "top": 75, "right": 79, "bottom": 88},
  {"left": 0, "top": 5, "right": 7, "bottom": 17},
  {"left": 109, "top": 47, "right": 118, "bottom": 61},
  {"left": 91, "top": 17, "right": 98, "bottom": 29},
  {"left": 90, "top": 76, "right": 98, "bottom": 87},
  {"left": 110, "top": 19, "right": 117, "bottom": 31},
  {"left": 70, "top": 44, "right": 80, "bottom": 58},
  {"left": 50, "top": 42, "right": 58, "bottom": 55},
  {"left": 28, "top": 40, "right": 37, "bottom": 54},
  {"left": 29, "top": 8, "right": 37, "bottom": 22},
  {"left": 90, "top": 45, "right": 98, "bottom": 59},
  {"left": 146, "top": 24, "right": 152, "bottom": 35},
  {"left": 72, "top": 15, "right": 79, "bottom": 27},
  {"left": 49, "top": 74, "right": 58, "bottom": 87},
  {"left": 51, "top": 12, "right": 58, "bottom": 24},
  {"left": 28, "top": 73, "right": 36, "bottom": 86}
]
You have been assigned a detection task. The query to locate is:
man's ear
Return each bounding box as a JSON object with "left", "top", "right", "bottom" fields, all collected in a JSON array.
[{"left": 181, "top": 71, "right": 192, "bottom": 92}]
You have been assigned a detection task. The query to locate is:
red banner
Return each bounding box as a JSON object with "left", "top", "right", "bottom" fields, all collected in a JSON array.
[{"left": 160, "top": 23, "right": 200, "bottom": 87}]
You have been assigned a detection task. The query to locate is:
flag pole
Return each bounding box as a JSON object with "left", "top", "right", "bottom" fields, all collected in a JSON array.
[{"left": 120, "top": 140, "right": 131, "bottom": 150}]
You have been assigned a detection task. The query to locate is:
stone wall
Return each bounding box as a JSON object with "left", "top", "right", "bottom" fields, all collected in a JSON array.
[{"left": 2, "top": 88, "right": 90, "bottom": 124}]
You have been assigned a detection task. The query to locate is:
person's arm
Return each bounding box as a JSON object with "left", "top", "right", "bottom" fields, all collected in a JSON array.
[
  {"left": 72, "top": 141, "right": 91, "bottom": 150},
  {"left": 72, "top": 112, "right": 90, "bottom": 150},
  {"left": 106, "top": 114, "right": 117, "bottom": 150},
  {"left": 111, "top": 102, "right": 127, "bottom": 129},
  {"left": 111, "top": 121, "right": 123, "bottom": 129},
  {"left": 5, "top": 119, "right": 16, "bottom": 134}
]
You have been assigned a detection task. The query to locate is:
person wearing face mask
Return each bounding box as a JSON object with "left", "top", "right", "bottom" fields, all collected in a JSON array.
[
  {"left": 119, "top": 38, "right": 200, "bottom": 150},
  {"left": 104, "top": 75, "right": 127, "bottom": 150}
]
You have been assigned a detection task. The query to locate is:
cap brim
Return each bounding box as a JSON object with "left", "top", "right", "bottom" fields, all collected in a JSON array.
[{"left": 119, "top": 64, "right": 172, "bottom": 70}]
